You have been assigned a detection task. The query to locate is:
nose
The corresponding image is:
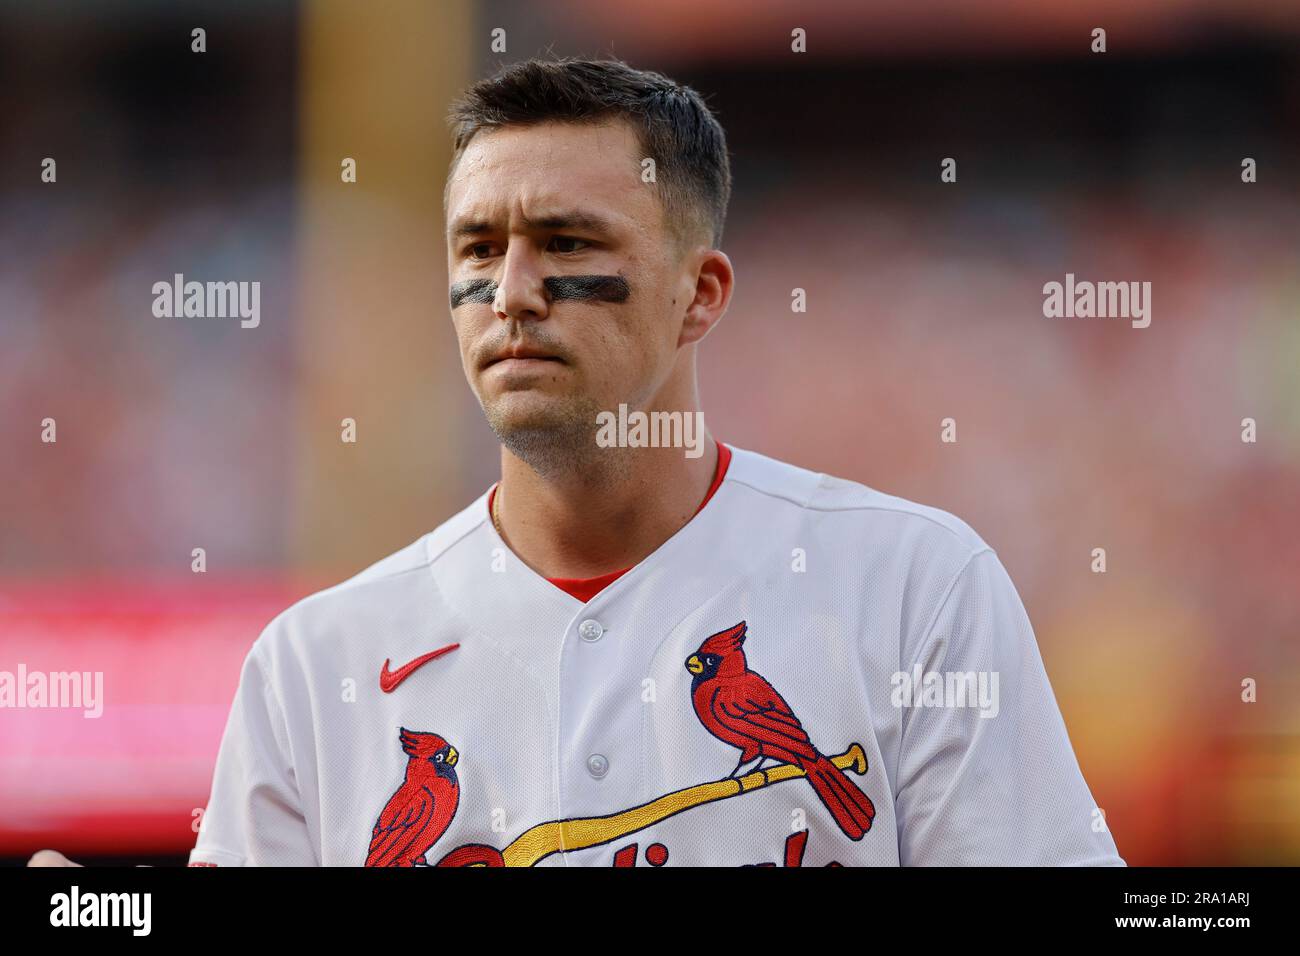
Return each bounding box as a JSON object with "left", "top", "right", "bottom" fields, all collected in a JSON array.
[{"left": 493, "top": 243, "right": 549, "bottom": 323}]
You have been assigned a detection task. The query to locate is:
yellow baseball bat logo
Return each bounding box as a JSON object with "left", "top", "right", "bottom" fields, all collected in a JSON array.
[{"left": 437, "top": 742, "right": 868, "bottom": 867}]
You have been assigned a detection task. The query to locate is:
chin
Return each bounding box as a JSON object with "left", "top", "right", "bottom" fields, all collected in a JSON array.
[
  {"left": 489, "top": 386, "right": 563, "bottom": 419},
  {"left": 483, "top": 392, "right": 603, "bottom": 459},
  {"left": 484, "top": 391, "right": 568, "bottom": 430}
]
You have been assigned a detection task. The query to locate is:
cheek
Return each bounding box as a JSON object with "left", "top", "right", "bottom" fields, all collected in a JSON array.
[
  {"left": 592, "top": 306, "right": 674, "bottom": 394},
  {"left": 451, "top": 327, "right": 473, "bottom": 375},
  {"left": 607, "top": 309, "right": 658, "bottom": 363},
  {"left": 450, "top": 309, "right": 486, "bottom": 357},
  {"left": 631, "top": 289, "right": 683, "bottom": 359}
]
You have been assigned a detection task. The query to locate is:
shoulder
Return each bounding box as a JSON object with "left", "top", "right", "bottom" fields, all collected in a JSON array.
[
  {"left": 721, "top": 445, "right": 1016, "bottom": 662},
  {"left": 250, "top": 492, "right": 492, "bottom": 668},
  {"left": 723, "top": 444, "right": 993, "bottom": 566}
]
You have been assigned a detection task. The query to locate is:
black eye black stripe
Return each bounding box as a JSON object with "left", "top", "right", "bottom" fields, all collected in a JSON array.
[
  {"left": 543, "top": 275, "right": 630, "bottom": 303},
  {"left": 448, "top": 278, "right": 497, "bottom": 308},
  {"left": 449, "top": 275, "right": 631, "bottom": 308}
]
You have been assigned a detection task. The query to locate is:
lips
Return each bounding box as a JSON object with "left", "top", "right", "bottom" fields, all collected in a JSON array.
[{"left": 484, "top": 348, "right": 563, "bottom": 369}]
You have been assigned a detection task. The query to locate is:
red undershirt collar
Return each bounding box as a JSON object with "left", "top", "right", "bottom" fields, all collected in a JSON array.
[{"left": 488, "top": 442, "right": 732, "bottom": 603}]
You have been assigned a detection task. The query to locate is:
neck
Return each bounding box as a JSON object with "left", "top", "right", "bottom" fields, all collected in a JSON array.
[{"left": 494, "top": 426, "right": 718, "bottom": 580}]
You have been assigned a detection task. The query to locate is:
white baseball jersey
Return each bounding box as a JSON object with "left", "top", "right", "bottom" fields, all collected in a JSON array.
[{"left": 188, "top": 445, "right": 1123, "bottom": 867}]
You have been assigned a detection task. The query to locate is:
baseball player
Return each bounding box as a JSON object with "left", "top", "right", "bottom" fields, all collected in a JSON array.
[{"left": 32, "top": 57, "right": 1123, "bottom": 868}]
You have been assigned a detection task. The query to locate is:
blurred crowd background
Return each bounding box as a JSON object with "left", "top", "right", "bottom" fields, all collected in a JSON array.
[{"left": 1, "top": 0, "right": 1298, "bottom": 865}]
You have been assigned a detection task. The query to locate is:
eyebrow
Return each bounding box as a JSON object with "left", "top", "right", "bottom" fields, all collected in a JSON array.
[{"left": 449, "top": 209, "right": 620, "bottom": 239}]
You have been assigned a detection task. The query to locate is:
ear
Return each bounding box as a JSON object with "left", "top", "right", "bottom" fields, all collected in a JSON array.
[{"left": 678, "top": 249, "right": 734, "bottom": 348}]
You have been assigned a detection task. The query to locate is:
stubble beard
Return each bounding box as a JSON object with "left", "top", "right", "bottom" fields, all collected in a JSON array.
[{"left": 483, "top": 391, "right": 629, "bottom": 485}]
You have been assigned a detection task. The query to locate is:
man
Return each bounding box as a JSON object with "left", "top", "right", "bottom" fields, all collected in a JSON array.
[{"left": 33, "top": 57, "right": 1122, "bottom": 867}]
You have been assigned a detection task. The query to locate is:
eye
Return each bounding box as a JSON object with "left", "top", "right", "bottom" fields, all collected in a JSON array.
[
  {"left": 433, "top": 753, "right": 444, "bottom": 763},
  {"left": 548, "top": 236, "right": 590, "bottom": 254},
  {"left": 707, "top": 656, "right": 717, "bottom": 666},
  {"left": 468, "top": 242, "right": 497, "bottom": 260}
]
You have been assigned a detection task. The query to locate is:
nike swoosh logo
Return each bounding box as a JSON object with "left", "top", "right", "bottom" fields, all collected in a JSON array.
[{"left": 379, "top": 643, "right": 460, "bottom": 693}]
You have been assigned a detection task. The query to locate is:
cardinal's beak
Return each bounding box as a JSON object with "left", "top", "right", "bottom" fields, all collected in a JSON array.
[
  {"left": 685, "top": 655, "right": 703, "bottom": 675},
  {"left": 446, "top": 747, "right": 459, "bottom": 766}
]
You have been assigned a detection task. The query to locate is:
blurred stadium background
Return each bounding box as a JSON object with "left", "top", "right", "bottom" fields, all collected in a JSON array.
[{"left": 1, "top": 0, "right": 1298, "bottom": 865}]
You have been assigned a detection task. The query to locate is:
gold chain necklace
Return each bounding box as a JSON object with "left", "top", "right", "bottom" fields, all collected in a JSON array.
[{"left": 491, "top": 485, "right": 503, "bottom": 535}]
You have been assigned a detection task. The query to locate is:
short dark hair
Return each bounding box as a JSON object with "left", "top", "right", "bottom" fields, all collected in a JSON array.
[{"left": 447, "top": 57, "right": 732, "bottom": 248}]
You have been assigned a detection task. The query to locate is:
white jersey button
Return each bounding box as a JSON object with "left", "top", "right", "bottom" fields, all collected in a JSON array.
[
  {"left": 586, "top": 753, "right": 609, "bottom": 778},
  {"left": 578, "top": 619, "right": 604, "bottom": 642}
]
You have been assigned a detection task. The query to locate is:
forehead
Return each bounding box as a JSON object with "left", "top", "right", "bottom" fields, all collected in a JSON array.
[{"left": 446, "top": 120, "right": 658, "bottom": 231}]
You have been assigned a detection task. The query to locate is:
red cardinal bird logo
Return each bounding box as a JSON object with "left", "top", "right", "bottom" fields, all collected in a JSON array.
[
  {"left": 365, "top": 727, "right": 461, "bottom": 866},
  {"left": 686, "top": 621, "right": 876, "bottom": 841}
]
